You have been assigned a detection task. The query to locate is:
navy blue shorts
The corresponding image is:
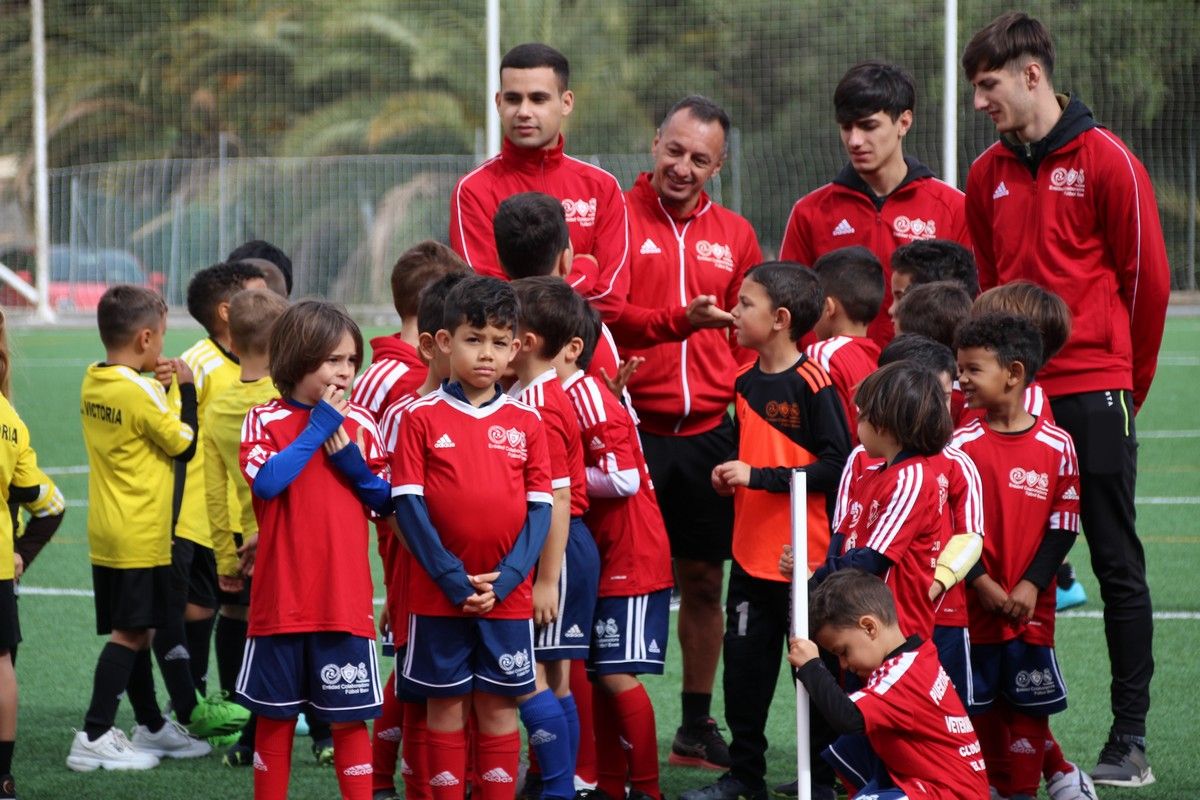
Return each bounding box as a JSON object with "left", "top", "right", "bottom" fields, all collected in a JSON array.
[
  {"left": 933, "top": 625, "right": 972, "bottom": 708},
  {"left": 822, "top": 733, "right": 890, "bottom": 795},
  {"left": 391, "top": 643, "right": 425, "bottom": 703},
  {"left": 401, "top": 615, "right": 537, "bottom": 698},
  {"left": 235, "top": 632, "right": 383, "bottom": 722},
  {"left": 968, "top": 639, "right": 1068, "bottom": 715},
  {"left": 587, "top": 588, "right": 671, "bottom": 675},
  {"left": 535, "top": 518, "right": 600, "bottom": 660}
]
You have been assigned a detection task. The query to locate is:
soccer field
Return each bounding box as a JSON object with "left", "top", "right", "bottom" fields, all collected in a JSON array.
[{"left": 6, "top": 316, "right": 1199, "bottom": 799}]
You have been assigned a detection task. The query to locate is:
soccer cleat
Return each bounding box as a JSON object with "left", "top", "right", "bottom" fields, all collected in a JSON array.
[
  {"left": 678, "top": 773, "right": 767, "bottom": 800},
  {"left": 1090, "top": 734, "right": 1155, "bottom": 787},
  {"left": 207, "top": 731, "right": 241, "bottom": 748},
  {"left": 373, "top": 791, "right": 403, "bottom": 800},
  {"left": 223, "top": 742, "right": 255, "bottom": 767},
  {"left": 66, "top": 728, "right": 160, "bottom": 772},
  {"left": 669, "top": 718, "right": 731, "bottom": 770},
  {"left": 131, "top": 719, "right": 213, "bottom": 759},
  {"left": 1047, "top": 764, "right": 1098, "bottom": 800},
  {"left": 184, "top": 691, "right": 250, "bottom": 738},
  {"left": 573, "top": 789, "right": 613, "bottom": 800},
  {"left": 0, "top": 773, "right": 14, "bottom": 800},
  {"left": 518, "top": 772, "right": 544, "bottom": 800},
  {"left": 1056, "top": 582, "right": 1087, "bottom": 611},
  {"left": 625, "top": 791, "right": 661, "bottom": 800},
  {"left": 312, "top": 736, "right": 334, "bottom": 765}
]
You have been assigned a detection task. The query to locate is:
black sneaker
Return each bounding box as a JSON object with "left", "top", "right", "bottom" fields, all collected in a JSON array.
[
  {"left": 222, "top": 742, "right": 254, "bottom": 767},
  {"left": 0, "top": 773, "right": 14, "bottom": 800},
  {"left": 372, "top": 790, "right": 403, "bottom": 800},
  {"left": 626, "top": 791, "right": 661, "bottom": 800},
  {"left": 678, "top": 773, "right": 766, "bottom": 800},
  {"left": 574, "top": 789, "right": 613, "bottom": 800},
  {"left": 669, "top": 718, "right": 731, "bottom": 770},
  {"left": 519, "top": 772, "right": 544, "bottom": 800},
  {"left": 1090, "top": 733, "right": 1155, "bottom": 787}
]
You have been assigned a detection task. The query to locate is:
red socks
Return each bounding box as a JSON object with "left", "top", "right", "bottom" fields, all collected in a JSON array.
[
  {"left": 1007, "top": 711, "right": 1049, "bottom": 797},
  {"left": 612, "top": 683, "right": 660, "bottom": 797},
  {"left": 591, "top": 683, "right": 627, "bottom": 800},
  {"left": 570, "top": 660, "right": 598, "bottom": 785},
  {"left": 972, "top": 707, "right": 1010, "bottom": 796},
  {"left": 1043, "top": 733, "right": 1073, "bottom": 779},
  {"left": 253, "top": 716, "right": 297, "bottom": 800},
  {"left": 333, "top": 722, "right": 374, "bottom": 800},
  {"left": 402, "top": 701, "right": 431, "bottom": 800},
  {"left": 427, "top": 728, "right": 468, "bottom": 800},
  {"left": 373, "top": 672, "right": 405, "bottom": 791},
  {"left": 474, "top": 731, "right": 521, "bottom": 800}
]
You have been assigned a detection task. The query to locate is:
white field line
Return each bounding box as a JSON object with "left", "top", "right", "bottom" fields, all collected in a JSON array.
[{"left": 1158, "top": 354, "right": 1199, "bottom": 366}]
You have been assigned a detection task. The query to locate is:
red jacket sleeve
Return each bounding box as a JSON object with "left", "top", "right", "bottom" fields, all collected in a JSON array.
[
  {"left": 1094, "top": 134, "right": 1170, "bottom": 412},
  {"left": 964, "top": 163, "right": 998, "bottom": 293},
  {"left": 449, "top": 174, "right": 505, "bottom": 280},
  {"left": 583, "top": 178, "right": 631, "bottom": 323}
]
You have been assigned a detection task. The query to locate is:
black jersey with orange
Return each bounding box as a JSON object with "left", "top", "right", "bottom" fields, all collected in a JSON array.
[{"left": 730, "top": 355, "right": 851, "bottom": 581}]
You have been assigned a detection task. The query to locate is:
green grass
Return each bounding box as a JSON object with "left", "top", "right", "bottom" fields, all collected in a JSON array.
[{"left": 6, "top": 317, "right": 1200, "bottom": 799}]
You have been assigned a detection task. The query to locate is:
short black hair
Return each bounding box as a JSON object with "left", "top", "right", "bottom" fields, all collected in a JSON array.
[
  {"left": 744, "top": 261, "right": 824, "bottom": 342},
  {"left": 891, "top": 240, "right": 979, "bottom": 298},
  {"left": 501, "top": 43, "right": 569, "bottom": 91},
  {"left": 513, "top": 276, "right": 585, "bottom": 360},
  {"left": 878, "top": 333, "right": 956, "bottom": 380},
  {"left": 417, "top": 271, "right": 470, "bottom": 337},
  {"left": 494, "top": 193, "right": 571, "bottom": 279},
  {"left": 226, "top": 240, "right": 293, "bottom": 295},
  {"left": 442, "top": 275, "right": 519, "bottom": 334},
  {"left": 575, "top": 300, "right": 603, "bottom": 372},
  {"left": 855, "top": 361, "right": 952, "bottom": 455},
  {"left": 186, "top": 261, "right": 265, "bottom": 333},
  {"left": 811, "top": 247, "right": 884, "bottom": 325},
  {"left": 661, "top": 95, "right": 732, "bottom": 141},
  {"left": 97, "top": 284, "right": 166, "bottom": 349},
  {"left": 962, "top": 11, "right": 1055, "bottom": 80},
  {"left": 954, "top": 312, "right": 1044, "bottom": 384},
  {"left": 811, "top": 570, "right": 898, "bottom": 635},
  {"left": 894, "top": 281, "right": 973, "bottom": 348},
  {"left": 834, "top": 61, "right": 915, "bottom": 124}
]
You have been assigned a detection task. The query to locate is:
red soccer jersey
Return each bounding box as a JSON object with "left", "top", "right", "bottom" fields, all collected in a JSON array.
[
  {"left": 613, "top": 173, "right": 763, "bottom": 437},
  {"left": 514, "top": 368, "right": 588, "bottom": 518},
  {"left": 780, "top": 159, "right": 970, "bottom": 347},
  {"left": 351, "top": 335, "right": 427, "bottom": 421},
  {"left": 804, "top": 335, "right": 881, "bottom": 444},
  {"left": 950, "top": 417, "right": 1080, "bottom": 646},
  {"left": 850, "top": 640, "right": 990, "bottom": 799},
  {"left": 837, "top": 454, "right": 944, "bottom": 638},
  {"left": 450, "top": 135, "right": 630, "bottom": 322},
  {"left": 927, "top": 446, "right": 985, "bottom": 628},
  {"left": 376, "top": 390, "right": 422, "bottom": 645},
  {"left": 959, "top": 382, "right": 1054, "bottom": 428},
  {"left": 563, "top": 371, "right": 674, "bottom": 597},
  {"left": 240, "top": 399, "right": 387, "bottom": 638},
  {"left": 391, "top": 388, "right": 552, "bottom": 619}
]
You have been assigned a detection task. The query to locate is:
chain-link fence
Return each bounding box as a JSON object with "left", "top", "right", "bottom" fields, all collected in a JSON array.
[{"left": 1, "top": 1, "right": 1196, "bottom": 307}]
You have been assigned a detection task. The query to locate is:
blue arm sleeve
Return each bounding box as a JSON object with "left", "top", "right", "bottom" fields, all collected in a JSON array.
[
  {"left": 393, "top": 494, "right": 475, "bottom": 606},
  {"left": 811, "top": 546, "right": 894, "bottom": 585},
  {"left": 490, "top": 502, "right": 553, "bottom": 602},
  {"left": 328, "top": 444, "right": 392, "bottom": 514},
  {"left": 251, "top": 401, "right": 345, "bottom": 500}
]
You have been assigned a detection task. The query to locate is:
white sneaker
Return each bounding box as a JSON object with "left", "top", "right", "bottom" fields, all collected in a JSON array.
[
  {"left": 1048, "top": 764, "right": 1098, "bottom": 800},
  {"left": 66, "top": 728, "right": 160, "bottom": 771},
  {"left": 131, "top": 719, "right": 213, "bottom": 759}
]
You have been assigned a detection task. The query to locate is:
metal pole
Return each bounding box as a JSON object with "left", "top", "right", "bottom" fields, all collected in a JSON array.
[
  {"left": 218, "top": 132, "right": 229, "bottom": 259},
  {"left": 1188, "top": 130, "right": 1196, "bottom": 291},
  {"left": 30, "top": 0, "right": 55, "bottom": 323},
  {"left": 485, "top": 0, "right": 501, "bottom": 158},
  {"left": 790, "top": 470, "right": 810, "bottom": 800},
  {"left": 942, "top": 0, "right": 959, "bottom": 187},
  {"left": 730, "top": 126, "right": 743, "bottom": 215}
]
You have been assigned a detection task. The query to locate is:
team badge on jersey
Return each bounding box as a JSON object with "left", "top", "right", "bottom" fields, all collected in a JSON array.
[
  {"left": 487, "top": 425, "right": 528, "bottom": 460},
  {"left": 695, "top": 240, "right": 734, "bottom": 272},
  {"left": 562, "top": 198, "right": 598, "bottom": 227},
  {"left": 1049, "top": 168, "right": 1086, "bottom": 198},
  {"left": 892, "top": 215, "right": 937, "bottom": 241},
  {"left": 1007, "top": 467, "right": 1050, "bottom": 500}
]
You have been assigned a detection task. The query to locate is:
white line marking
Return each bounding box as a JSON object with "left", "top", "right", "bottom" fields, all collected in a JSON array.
[
  {"left": 1138, "top": 430, "right": 1200, "bottom": 439},
  {"left": 18, "top": 586, "right": 94, "bottom": 597},
  {"left": 1059, "top": 610, "right": 1200, "bottom": 620},
  {"left": 44, "top": 465, "right": 89, "bottom": 475},
  {"left": 1138, "top": 497, "right": 1200, "bottom": 505},
  {"left": 1158, "top": 355, "right": 1200, "bottom": 366}
]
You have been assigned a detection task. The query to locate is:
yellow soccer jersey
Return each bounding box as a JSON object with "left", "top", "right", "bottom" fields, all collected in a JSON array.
[
  {"left": 0, "top": 394, "right": 64, "bottom": 580},
  {"left": 81, "top": 363, "right": 194, "bottom": 568},
  {"left": 202, "top": 376, "right": 278, "bottom": 577},
  {"left": 171, "top": 337, "right": 240, "bottom": 549}
]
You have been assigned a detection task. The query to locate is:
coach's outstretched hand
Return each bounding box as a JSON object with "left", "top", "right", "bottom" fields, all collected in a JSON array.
[{"left": 686, "top": 294, "right": 735, "bottom": 329}]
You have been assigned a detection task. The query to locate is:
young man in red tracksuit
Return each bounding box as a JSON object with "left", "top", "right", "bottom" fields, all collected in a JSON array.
[
  {"left": 962, "top": 12, "right": 1170, "bottom": 787},
  {"left": 608, "top": 95, "right": 762, "bottom": 771},
  {"left": 449, "top": 42, "right": 629, "bottom": 324},
  {"left": 779, "top": 61, "right": 970, "bottom": 347}
]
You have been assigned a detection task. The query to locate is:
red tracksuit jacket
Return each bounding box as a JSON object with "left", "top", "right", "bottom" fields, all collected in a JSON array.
[
  {"left": 779, "top": 157, "right": 970, "bottom": 346},
  {"left": 966, "top": 96, "right": 1170, "bottom": 411},
  {"left": 613, "top": 173, "right": 762, "bottom": 437},
  {"left": 449, "top": 134, "right": 630, "bottom": 321}
]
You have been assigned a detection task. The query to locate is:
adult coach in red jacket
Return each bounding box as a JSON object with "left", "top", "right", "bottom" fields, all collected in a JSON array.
[
  {"left": 450, "top": 43, "right": 629, "bottom": 322},
  {"left": 610, "top": 96, "right": 762, "bottom": 770},
  {"left": 964, "top": 12, "right": 1170, "bottom": 788},
  {"left": 779, "top": 61, "right": 969, "bottom": 346}
]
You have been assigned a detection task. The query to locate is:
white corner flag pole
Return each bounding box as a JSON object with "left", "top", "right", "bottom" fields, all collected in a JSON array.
[{"left": 790, "top": 469, "right": 811, "bottom": 800}]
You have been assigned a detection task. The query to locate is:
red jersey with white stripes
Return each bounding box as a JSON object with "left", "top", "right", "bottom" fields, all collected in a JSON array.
[
  {"left": 513, "top": 368, "right": 588, "bottom": 518},
  {"left": 449, "top": 135, "right": 630, "bottom": 321},
  {"left": 240, "top": 399, "right": 387, "bottom": 637},
  {"left": 836, "top": 453, "right": 944, "bottom": 638},
  {"left": 377, "top": 390, "right": 421, "bottom": 645},
  {"left": 850, "top": 639, "right": 989, "bottom": 799},
  {"left": 950, "top": 417, "right": 1080, "bottom": 646},
  {"left": 351, "top": 335, "right": 426, "bottom": 422},
  {"left": 804, "top": 335, "right": 880, "bottom": 443},
  {"left": 615, "top": 172, "right": 762, "bottom": 437},
  {"left": 780, "top": 158, "right": 970, "bottom": 347},
  {"left": 958, "top": 382, "right": 1054, "bottom": 428},
  {"left": 563, "top": 371, "right": 673, "bottom": 597},
  {"left": 390, "top": 388, "right": 552, "bottom": 619}
]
